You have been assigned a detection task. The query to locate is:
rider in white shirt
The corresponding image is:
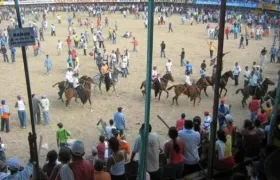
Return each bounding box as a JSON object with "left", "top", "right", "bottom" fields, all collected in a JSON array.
[
  {"left": 152, "top": 66, "right": 158, "bottom": 81},
  {"left": 65, "top": 68, "right": 74, "bottom": 88},
  {"left": 185, "top": 71, "right": 192, "bottom": 86}
]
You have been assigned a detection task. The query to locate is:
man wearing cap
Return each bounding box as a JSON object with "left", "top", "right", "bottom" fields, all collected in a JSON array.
[
  {"left": 0, "top": 100, "right": 10, "bottom": 132},
  {"left": 65, "top": 67, "right": 74, "bottom": 89},
  {"left": 113, "top": 107, "right": 126, "bottom": 136},
  {"left": 59, "top": 140, "right": 95, "bottom": 180},
  {"left": 6, "top": 158, "right": 33, "bottom": 179}
]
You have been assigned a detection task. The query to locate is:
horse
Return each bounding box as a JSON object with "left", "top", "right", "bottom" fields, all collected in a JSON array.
[
  {"left": 263, "top": 88, "right": 276, "bottom": 104},
  {"left": 235, "top": 78, "right": 275, "bottom": 107},
  {"left": 200, "top": 70, "right": 234, "bottom": 97},
  {"left": 64, "top": 76, "right": 93, "bottom": 111},
  {"left": 140, "top": 72, "right": 174, "bottom": 100},
  {"left": 52, "top": 81, "right": 65, "bottom": 102},
  {"left": 167, "top": 83, "right": 201, "bottom": 107},
  {"left": 92, "top": 67, "right": 122, "bottom": 96}
]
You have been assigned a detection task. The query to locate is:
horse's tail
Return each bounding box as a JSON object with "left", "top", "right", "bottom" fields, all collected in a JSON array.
[
  {"left": 52, "top": 81, "right": 63, "bottom": 87},
  {"left": 105, "top": 75, "right": 111, "bottom": 92},
  {"left": 167, "top": 85, "right": 175, "bottom": 91},
  {"left": 235, "top": 88, "right": 243, "bottom": 95},
  {"left": 140, "top": 82, "right": 144, "bottom": 89}
]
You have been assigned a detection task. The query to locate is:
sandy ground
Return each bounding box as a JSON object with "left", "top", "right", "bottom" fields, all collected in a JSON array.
[{"left": 0, "top": 12, "right": 278, "bottom": 164}]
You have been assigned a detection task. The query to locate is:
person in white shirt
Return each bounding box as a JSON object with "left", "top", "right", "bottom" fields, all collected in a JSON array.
[
  {"left": 105, "top": 119, "right": 116, "bottom": 139},
  {"left": 233, "top": 62, "right": 241, "bottom": 86},
  {"left": 152, "top": 66, "right": 158, "bottom": 81},
  {"left": 57, "top": 40, "right": 63, "bottom": 55},
  {"left": 72, "top": 73, "right": 80, "bottom": 89},
  {"left": 40, "top": 95, "right": 50, "bottom": 126},
  {"left": 110, "top": 50, "right": 117, "bottom": 69},
  {"left": 131, "top": 124, "right": 161, "bottom": 179},
  {"left": 165, "top": 59, "right": 172, "bottom": 73},
  {"left": 65, "top": 68, "right": 74, "bottom": 88},
  {"left": 83, "top": 41, "right": 87, "bottom": 56},
  {"left": 93, "top": 33, "right": 97, "bottom": 46},
  {"left": 15, "top": 95, "right": 27, "bottom": 129},
  {"left": 185, "top": 71, "right": 192, "bottom": 86},
  {"left": 120, "top": 55, "right": 128, "bottom": 78},
  {"left": 124, "top": 49, "right": 130, "bottom": 68},
  {"left": 202, "top": 111, "right": 212, "bottom": 132},
  {"left": 243, "top": 66, "right": 251, "bottom": 87},
  {"left": 50, "top": 24, "right": 56, "bottom": 36}
]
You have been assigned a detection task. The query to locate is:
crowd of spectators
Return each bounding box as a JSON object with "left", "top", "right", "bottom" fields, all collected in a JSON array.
[{"left": 0, "top": 99, "right": 279, "bottom": 180}]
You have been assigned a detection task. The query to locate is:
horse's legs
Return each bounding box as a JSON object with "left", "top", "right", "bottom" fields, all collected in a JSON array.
[
  {"left": 219, "top": 88, "right": 223, "bottom": 97},
  {"left": 164, "top": 90, "right": 169, "bottom": 99},
  {"left": 203, "top": 87, "right": 209, "bottom": 97},
  {"left": 142, "top": 90, "right": 145, "bottom": 96},
  {"left": 99, "top": 82, "right": 103, "bottom": 94},
  {"left": 112, "top": 85, "right": 118, "bottom": 96},
  {"left": 158, "top": 91, "right": 162, "bottom": 100},
  {"left": 223, "top": 88, "right": 228, "bottom": 97}
]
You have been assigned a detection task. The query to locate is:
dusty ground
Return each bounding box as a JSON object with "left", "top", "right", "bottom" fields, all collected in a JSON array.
[{"left": 0, "top": 12, "right": 278, "bottom": 164}]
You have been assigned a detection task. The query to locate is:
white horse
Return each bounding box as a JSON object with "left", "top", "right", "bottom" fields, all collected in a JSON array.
[{"left": 92, "top": 67, "right": 123, "bottom": 96}]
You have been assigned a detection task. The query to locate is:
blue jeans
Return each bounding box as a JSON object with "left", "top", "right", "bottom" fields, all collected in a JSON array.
[
  {"left": 3, "top": 53, "right": 8, "bottom": 62},
  {"left": 43, "top": 111, "right": 50, "bottom": 125},
  {"left": 18, "top": 110, "right": 26, "bottom": 128},
  {"left": 161, "top": 50, "right": 166, "bottom": 58},
  {"left": 112, "top": 37, "right": 116, "bottom": 44},
  {"left": 11, "top": 54, "right": 15, "bottom": 63},
  {"left": 250, "top": 112, "right": 257, "bottom": 121}
]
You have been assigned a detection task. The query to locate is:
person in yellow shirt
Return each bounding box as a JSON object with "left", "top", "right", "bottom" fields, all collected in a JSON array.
[
  {"left": 74, "top": 56, "right": 80, "bottom": 72},
  {"left": 207, "top": 41, "right": 216, "bottom": 58},
  {"left": 100, "top": 61, "right": 109, "bottom": 81}
]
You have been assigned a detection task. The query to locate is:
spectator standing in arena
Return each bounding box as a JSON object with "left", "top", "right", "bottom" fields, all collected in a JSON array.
[
  {"left": 113, "top": 107, "right": 126, "bottom": 136},
  {"left": 32, "top": 94, "right": 41, "bottom": 124},
  {"left": 0, "top": 100, "right": 10, "bottom": 133},
  {"left": 56, "top": 123, "right": 71, "bottom": 148},
  {"left": 15, "top": 95, "right": 27, "bottom": 129},
  {"left": 175, "top": 113, "right": 186, "bottom": 131}
]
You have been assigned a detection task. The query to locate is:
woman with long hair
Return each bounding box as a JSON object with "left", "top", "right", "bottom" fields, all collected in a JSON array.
[
  {"left": 164, "top": 127, "right": 184, "bottom": 179},
  {"left": 107, "top": 137, "right": 127, "bottom": 180}
]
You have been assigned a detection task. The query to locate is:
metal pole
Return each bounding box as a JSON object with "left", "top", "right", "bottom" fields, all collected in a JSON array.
[
  {"left": 207, "top": 0, "right": 227, "bottom": 178},
  {"left": 138, "top": 0, "right": 154, "bottom": 179},
  {"left": 13, "top": 0, "right": 40, "bottom": 179},
  {"left": 268, "top": 71, "right": 280, "bottom": 145}
]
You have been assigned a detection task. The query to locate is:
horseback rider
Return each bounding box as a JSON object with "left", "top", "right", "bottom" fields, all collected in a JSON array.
[
  {"left": 100, "top": 61, "right": 109, "bottom": 82},
  {"left": 152, "top": 66, "right": 158, "bottom": 87},
  {"left": 249, "top": 70, "right": 258, "bottom": 94},
  {"left": 185, "top": 71, "right": 192, "bottom": 86},
  {"left": 65, "top": 67, "right": 74, "bottom": 89},
  {"left": 73, "top": 73, "right": 80, "bottom": 90}
]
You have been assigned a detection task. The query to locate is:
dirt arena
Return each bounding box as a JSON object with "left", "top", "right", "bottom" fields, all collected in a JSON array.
[{"left": 0, "top": 12, "right": 278, "bottom": 164}]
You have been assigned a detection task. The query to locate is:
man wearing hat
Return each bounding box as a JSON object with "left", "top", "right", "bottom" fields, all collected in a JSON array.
[
  {"left": 65, "top": 67, "right": 74, "bottom": 89},
  {"left": 60, "top": 140, "right": 95, "bottom": 180},
  {"left": 218, "top": 99, "right": 230, "bottom": 128},
  {"left": 0, "top": 100, "right": 10, "bottom": 132},
  {"left": 6, "top": 158, "right": 33, "bottom": 179}
]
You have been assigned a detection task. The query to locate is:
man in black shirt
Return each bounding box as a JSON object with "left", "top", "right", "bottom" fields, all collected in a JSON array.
[
  {"left": 200, "top": 60, "right": 206, "bottom": 71},
  {"left": 160, "top": 41, "right": 166, "bottom": 58},
  {"left": 180, "top": 48, "right": 185, "bottom": 66}
]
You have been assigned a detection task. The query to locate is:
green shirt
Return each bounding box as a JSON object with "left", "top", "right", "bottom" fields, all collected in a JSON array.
[{"left": 56, "top": 128, "right": 70, "bottom": 143}]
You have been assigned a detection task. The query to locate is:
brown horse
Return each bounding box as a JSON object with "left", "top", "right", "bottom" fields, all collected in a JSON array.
[
  {"left": 199, "top": 70, "right": 234, "bottom": 97},
  {"left": 235, "top": 78, "right": 275, "bottom": 107},
  {"left": 140, "top": 72, "right": 174, "bottom": 100},
  {"left": 64, "top": 76, "right": 93, "bottom": 111},
  {"left": 167, "top": 84, "right": 201, "bottom": 107}
]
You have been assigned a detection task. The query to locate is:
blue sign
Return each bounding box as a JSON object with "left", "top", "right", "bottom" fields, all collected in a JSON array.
[{"left": 194, "top": 0, "right": 258, "bottom": 8}]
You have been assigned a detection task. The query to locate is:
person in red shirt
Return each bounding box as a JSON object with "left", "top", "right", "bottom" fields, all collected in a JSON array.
[
  {"left": 71, "top": 49, "right": 77, "bottom": 68},
  {"left": 248, "top": 97, "right": 259, "bottom": 121},
  {"left": 175, "top": 113, "right": 186, "bottom": 131},
  {"left": 66, "top": 36, "right": 72, "bottom": 51},
  {"left": 58, "top": 140, "right": 95, "bottom": 180},
  {"left": 96, "top": 136, "right": 106, "bottom": 161},
  {"left": 225, "top": 26, "right": 230, "bottom": 40},
  {"left": 256, "top": 109, "right": 267, "bottom": 124}
]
